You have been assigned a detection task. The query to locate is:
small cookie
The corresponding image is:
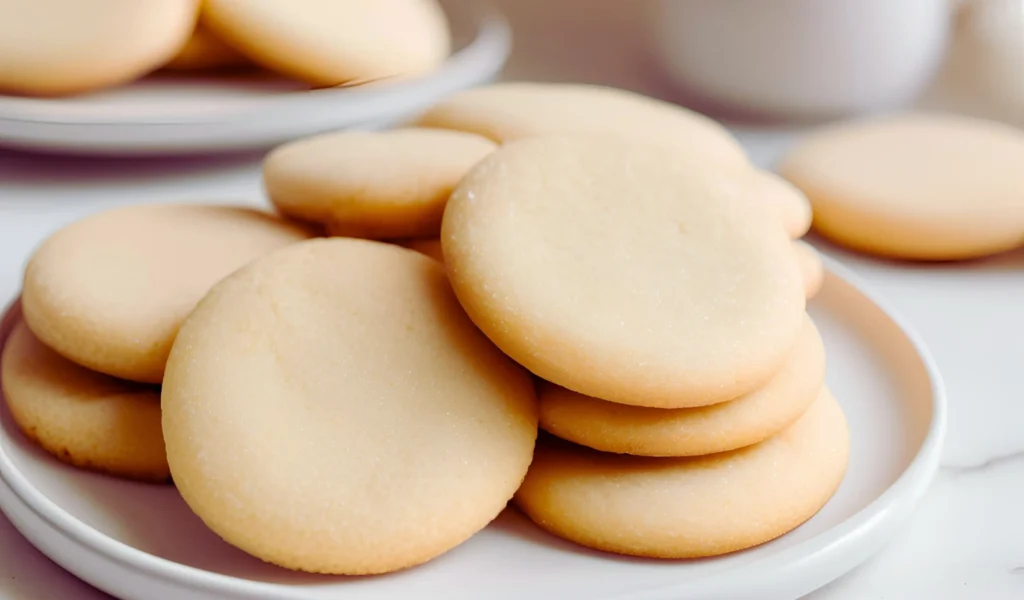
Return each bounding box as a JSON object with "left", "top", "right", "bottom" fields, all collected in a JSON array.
[
  {"left": 1, "top": 321, "right": 168, "bottom": 483},
  {"left": 163, "top": 23, "right": 247, "bottom": 70},
  {"left": 203, "top": 0, "right": 450, "bottom": 86},
  {"left": 266, "top": 129, "right": 496, "bottom": 239},
  {"left": 539, "top": 315, "right": 825, "bottom": 456},
  {"left": 416, "top": 82, "right": 748, "bottom": 167},
  {"left": 747, "top": 169, "right": 813, "bottom": 239},
  {"left": 515, "top": 388, "right": 849, "bottom": 559},
  {"left": 162, "top": 238, "right": 538, "bottom": 575},
  {"left": 795, "top": 241, "right": 825, "bottom": 299},
  {"left": 443, "top": 135, "right": 805, "bottom": 408},
  {"left": 780, "top": 113, "right": 1024, "bottom": 260},
  {"left": 22, "top": 204, "right": 311, "bottom": 383},
  {"left": 0, "top": 0, "right": 199, "bottom": 95},
  {"left": 397, "top": 238, "right": 444, "bottom": 262}
]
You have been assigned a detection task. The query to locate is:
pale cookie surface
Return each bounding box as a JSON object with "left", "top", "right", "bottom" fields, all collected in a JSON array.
[
  {"left": 203, "top": 0, "right": 450, "bottom": 86},
  {"left": 795, "top": 240, "right": 825, "bottom": 299},
  {"left": 515, "top": 389, "right": 849, "bottom": 559},
  {"left": 1, "top": 321, "right": 168, "bottom": 482},
  {"left": 163, "top": 23, "right": 247, "bottom": 70},
  {"left": 0, "top": 0, "right": 199, "bottom": 95},
  {"left": 746, "top": 169, "right": 813, "bottom": 238},
  {"left": 443, "top": 135, "right": 805, "bottom": 408},
  {"left": 22, "top": 204, "right": 311, "bottom": 384},
  {"left": 780, "top": 113, "right": 1024, "bottom": 260},
  {"left": 539, "top": 315, "right": 825, "bottom": 456},
  {"left": 162, "top": 239, "right": 538, "bottom": 575},
  {"left": 416, "top": 82, "right": 748, "bottom": 167},
  {"left": 266, "top": 128, "right": 496, "bottom": 239}
]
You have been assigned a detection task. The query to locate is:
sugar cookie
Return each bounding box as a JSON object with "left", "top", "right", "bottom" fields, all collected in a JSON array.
[
  {"left": 397, "top": 238, "right": 444, "bottom": 262},
  {"left": 0, "top": 0, "right": 199, "bottom": 96},
  {"left": 515, "top": 389, "right": 848, "bottom": 559},
  {"left": 416, "top": 82, "right": 748, "bottom": 167},
  {"left": 203, "top": 0, "right": 450, "bottom": 87},
  {"left": 22, "top": 204, "right": 311, "bottom": 384},
  {"left": 747, "top": 169, "right": 813, "bottom": 239},
  {"left": 780, "top": 113, "right": 1024, "bottom": 260},
  {"left": 162, "top": 238, "right": 538, "bottom": 575},
  {"left": 795, "top": 241, "right": 825, "bottom": 299},
  {"left": 1, "top": 321, "right": 168, "bottom": 482},
  {"left": 164, "top": 23, "right": 247, "bottom": 70},
  {"left": 266, "top": 129, "right": 496, "bottom": 239},
  {"left": 443, "top": 135, "right": 805, "bottom": 408},
  {"left": 539, "top": 315, "right": 824, "bottom": 456}
]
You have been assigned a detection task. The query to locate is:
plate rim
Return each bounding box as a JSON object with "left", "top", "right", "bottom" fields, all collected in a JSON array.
[{"left": 0, "top": 256, "right": 947, "bottom": 599}]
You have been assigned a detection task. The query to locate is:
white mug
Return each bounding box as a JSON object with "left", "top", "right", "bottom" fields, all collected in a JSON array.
[{"left": 652, "top": 0, "right": 953, "bottom": 119}]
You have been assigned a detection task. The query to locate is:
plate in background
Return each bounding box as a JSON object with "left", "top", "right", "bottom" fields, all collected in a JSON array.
[
  {"left": 0, "top": 258, "right": 946, "bottom": 600},
  {"left": 0, "top": 0, "right": 509, "bottom": 156}
]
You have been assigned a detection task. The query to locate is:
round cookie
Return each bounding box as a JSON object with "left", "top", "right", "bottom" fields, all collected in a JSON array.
[
  {"left": 203, "top": 0, "right": 450, "bottom": 87},
  {"left": 795, "top": 241, "right": 825, "bottom": 299},
  {"left": 539, "top": 315, "right": 825, "bottom": 457},
  {"left": 416, "top": 82, "right": 749, "bottom": 167},
  {"left": 397, "top": 238, "right": 444, "bottom": 263},
  {"left": 515, "top": 388, "right": 849, "bottom": 559},
  {"left": 22, "top": 204, "right": 311, "bottom": 384},
  {"left": 1, "top": 321, "right": 168, "bottom": 483},
  {"left": 747, "top": 169, "right": 813, "bottom": 239},
  {"left": 780, "top": 113, "right": 1024, "bottom": 260},
  {"left": 443, "top": 135, "right": 805, "bottom": 408},
  {"left": 266, "top": 128, "right": 496, "bottom": 239},
  {"left": 0, "top": 0, "right": 199, "bottom": 96},
  {"left": 163, "top": 23, "right": 248, "bottom": 70},
  {"left": 162, "top": 238, "right": 539, "bottom": 575}
]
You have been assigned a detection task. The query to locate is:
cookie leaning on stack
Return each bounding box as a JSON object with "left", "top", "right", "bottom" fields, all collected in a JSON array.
[{"left": 161, "top": 239, "right": 539, "bottom": 575}]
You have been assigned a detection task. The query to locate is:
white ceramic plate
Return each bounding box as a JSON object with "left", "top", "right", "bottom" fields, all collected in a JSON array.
[
  {"left": 0, "top": 258, "right": 945, "bottom": 600},
  {"left": 0, "top": 0, "right": 509, "bottom": 156}
]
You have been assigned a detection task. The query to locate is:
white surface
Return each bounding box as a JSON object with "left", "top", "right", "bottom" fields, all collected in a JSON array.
[
  {"left": 0, "top": 258, "right": 945, "bottom": 600},
  {"left": 651, "top": 0, "right": 951, "bottom": 118},
  {"left": 0, "top": 1, "right": 509, "bottom": 155}
]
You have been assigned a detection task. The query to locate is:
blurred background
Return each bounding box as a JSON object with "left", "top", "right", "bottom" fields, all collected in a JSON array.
[{"left": 497, "top": 0, "right": 1023, "bottom": 128}]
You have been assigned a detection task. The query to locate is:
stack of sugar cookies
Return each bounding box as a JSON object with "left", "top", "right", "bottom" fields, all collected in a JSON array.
[
  {"left": 0, "top": 0, "right": 450, "bottom": 96},
  {"left": 1, "top": 82, "right": 847, "bottom": 577},
  {"left": 264, "top": 82, "right": 847, "bottom": 560}
]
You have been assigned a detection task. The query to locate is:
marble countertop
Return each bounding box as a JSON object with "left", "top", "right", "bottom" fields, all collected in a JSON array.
[{"left": 1, "top": 2, "right": 1023, "bottom": 597}]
